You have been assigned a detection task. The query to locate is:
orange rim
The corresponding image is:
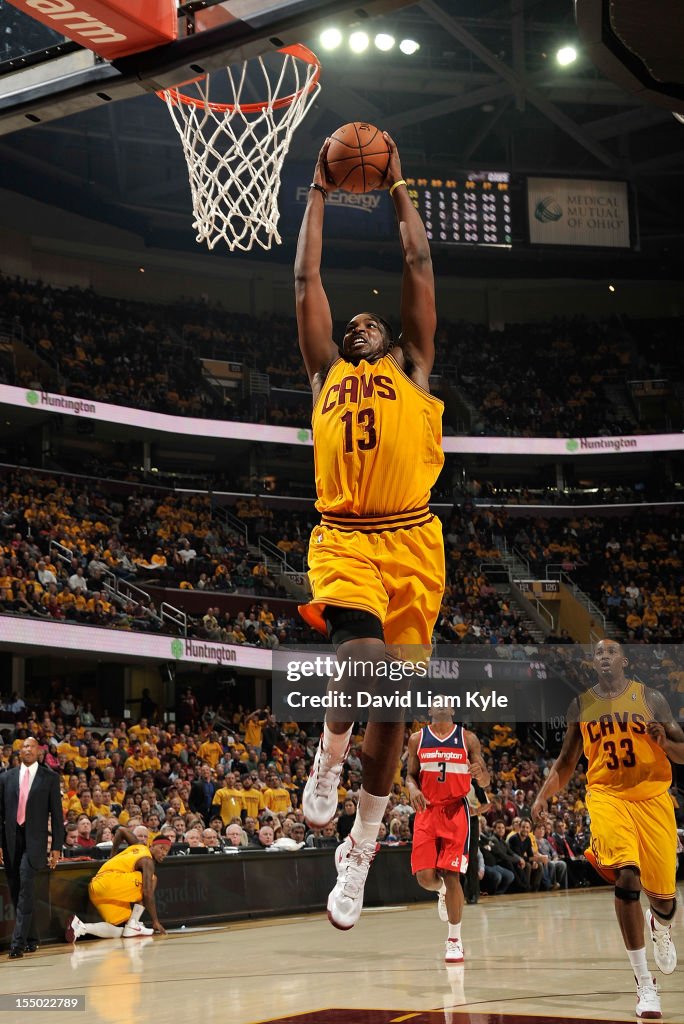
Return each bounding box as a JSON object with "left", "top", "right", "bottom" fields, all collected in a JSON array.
[{"left": 157, "top": 44, "right": 320, "bottom": 113}]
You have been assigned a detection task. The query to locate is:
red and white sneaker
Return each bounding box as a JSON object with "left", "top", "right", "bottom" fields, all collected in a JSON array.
[
  {"left": 65, "top": 914, "right": 85, "bottom": 944},
  {"left": 122, "top": 920, "right": 155, "bottom": 938},
  {"left": 303, "top": 735, "right": 348, "bottom": 828},
  {"left": 327, "top": 837, "right": 378, "bottom": 930},
  {"left": 646, "top": 909, "right": 677, "bottom": 975},
  {"left": 635, "top": 976, "right": 662, "bottom": 1020},
  {"left": 444, "top": 938, "right": 464, "bottom": 964}
]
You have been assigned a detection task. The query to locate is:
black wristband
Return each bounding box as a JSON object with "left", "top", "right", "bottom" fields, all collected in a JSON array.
[{"left": 309, "top": 182, "right": 328, "bottom": 200}]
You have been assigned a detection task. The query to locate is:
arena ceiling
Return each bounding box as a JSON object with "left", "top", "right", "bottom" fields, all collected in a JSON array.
[{"left": 0, "top": 0, "right": 682, "bottom": 273}]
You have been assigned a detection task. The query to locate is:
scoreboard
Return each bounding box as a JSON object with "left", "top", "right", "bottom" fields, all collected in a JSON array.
[{"left": 405, "top": 170, "right": 513, "bottom": 247}]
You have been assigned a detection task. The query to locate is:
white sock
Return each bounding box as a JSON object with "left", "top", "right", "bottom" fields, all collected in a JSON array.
[
  {"left": 628, "top": 947, "right": 651, "bottom": 984},
  {"left": 126, "top": 905, "right": 144, "bottom": 924},
  {"left": 650, "top": 912, "right": 670, "bottom": 932},
  {"left": 84, "top": 922, "right": 124, "bottom": 939},
  {"left": 448, "top": 922, "right": 462, "bottom": 941},
  {"left": 322, "top": 722, "right": 352, "bottom": 760},
  {"left": 349, "top": 788, "right": 389, "bottom": 846}
]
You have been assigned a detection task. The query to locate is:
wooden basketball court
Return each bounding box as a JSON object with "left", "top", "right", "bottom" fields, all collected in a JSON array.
[{"left": 1, "top": 889, "right": 681, "bottom": 1024}]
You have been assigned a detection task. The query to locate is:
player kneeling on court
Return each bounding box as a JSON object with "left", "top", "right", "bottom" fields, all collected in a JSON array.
[
  {"left": 66, "top": 827, "right": 169, "bottom": 942},
  {"left": 406, "top": 702, "right": 489, "bottom": 964}
]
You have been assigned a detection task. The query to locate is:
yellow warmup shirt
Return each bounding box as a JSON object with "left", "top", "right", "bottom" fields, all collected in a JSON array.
[
  {"left": 263, "top": 787, "right": 292, "bottom": 814},
  {"left": 198, "top": 741, "right": 223, "bottom": 767},
  {"left": 212, "top": 787, "right": 245, "bottom": 825},
  {"left": 312, "top": 353, "right": 444, "bottom": 520},
  {"left": 96, "top": 844, "right": 151, "bottom": 877},
  {"left": 579, "top": 680, "right": 672, "bottom": 800},
  {"left": 241, "top": 790, "right": 264, "bottom": 818}
]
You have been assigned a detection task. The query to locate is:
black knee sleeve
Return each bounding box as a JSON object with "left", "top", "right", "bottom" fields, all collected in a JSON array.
[
  {"left": 615, "top": 885, "right": 641, "bottom": 902},
  {"left": 324, "top": 606, "right": 384, "bottom": 647}
]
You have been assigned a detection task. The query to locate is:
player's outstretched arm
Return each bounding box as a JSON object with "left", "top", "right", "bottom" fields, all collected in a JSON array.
[
  {"left": 111, "top": 825, "right": 139, "bottom": 854},
  {"left": 405, "top": 731, "right": 427, "bottom": 811},
  {"left": 531, "top": 699, "right": 583, "bottom": 820},
  {"left": 384, "top": 131, "right": 436, "bottom": 386},
  {"left": 294, "top": 140, "right": 338, "bottom": 388},
  {"left": 465, "top": 731, "right": 490, "bottom": 788},
  {"left": 140, "top": 858, "right": 165, "bottom": 934},
  {"left": 645, "top": 689, "right": 684, "bottom": 763}
]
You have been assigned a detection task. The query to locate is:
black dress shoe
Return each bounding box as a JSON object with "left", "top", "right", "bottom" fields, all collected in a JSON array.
[
  {"left": 8, "top": 947, "right": 24, "bottom": 959},
  {"left": 24, "top": 942, "right": 39, "bottom": 953}
]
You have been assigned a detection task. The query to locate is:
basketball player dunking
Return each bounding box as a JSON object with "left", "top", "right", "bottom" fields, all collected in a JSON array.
[
  {"left": 295, "top": 133, "right": 445, "bottom": 929},
  {"left": 532, "top": 639, "right": 683, "bottom": 1020},
  {"left": 406, "top": 702, "right": 489, "bottom": 962}
]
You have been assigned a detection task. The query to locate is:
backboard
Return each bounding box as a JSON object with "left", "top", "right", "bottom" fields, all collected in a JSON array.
[{"left": 0, "top": 0, "right": 415, "bottom": 135}]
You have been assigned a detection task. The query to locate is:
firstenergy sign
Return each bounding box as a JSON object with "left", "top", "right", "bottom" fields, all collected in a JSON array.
[{"left": 6, "top": 0, "right": 177, "bottom": 59}]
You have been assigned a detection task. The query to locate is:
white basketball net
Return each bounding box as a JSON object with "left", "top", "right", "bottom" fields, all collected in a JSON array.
[{"left": 159, "top": 46, "right": 321, "bottom": 252}]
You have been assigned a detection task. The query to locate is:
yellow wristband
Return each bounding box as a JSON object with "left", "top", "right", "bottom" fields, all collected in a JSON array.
[{"left": 389, "top": 179, "right": 407, "bottom": 196}]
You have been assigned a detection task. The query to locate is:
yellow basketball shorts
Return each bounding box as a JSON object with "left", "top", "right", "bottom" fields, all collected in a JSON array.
[
  {"left": 89, "top": 871, "right": 143, "bottom": 925},
  {"left": 300, "top": 511, "right": 445, "bottom": 648},
  {"left": 586, "top": 788, "right": 677, "bottom": 900}
]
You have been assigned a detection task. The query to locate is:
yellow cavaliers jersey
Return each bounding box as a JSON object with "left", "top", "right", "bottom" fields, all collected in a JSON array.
[
  {"left": 96, "top": 843, "right": 151, "bottom": 876},
  {"left": 579, "top": 680, "right": 671, "bottom": 800},
  {"left": 312, "top": 353, "right": 444, "bottom": 519}
]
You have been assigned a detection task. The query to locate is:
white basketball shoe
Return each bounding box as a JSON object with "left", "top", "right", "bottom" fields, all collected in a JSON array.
[
  {"left": 327, "top": 836, "right": 379, "bottom": 930},
  {"left": 303, "top": 735, "right": 348, "bottom": 828}
]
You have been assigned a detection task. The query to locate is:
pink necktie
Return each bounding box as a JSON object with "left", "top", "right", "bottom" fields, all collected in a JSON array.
[{"left": 17, "top": 769, "right": 30, "bottom": 826}]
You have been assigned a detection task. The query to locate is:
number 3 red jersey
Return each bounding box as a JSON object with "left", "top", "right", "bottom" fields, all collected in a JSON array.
[{"left": 417, "top": 723, "right": 471, "bottom": 806}]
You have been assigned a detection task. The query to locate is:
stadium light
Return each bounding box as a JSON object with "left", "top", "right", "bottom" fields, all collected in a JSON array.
[
  {"left": 349, "top": 31, "right": 370, "bottom": 53},
  {"left": 374, "top": 33, "right": 395, "bottom": 51},
  {"left": 608, "top": 284, "right": 615, "bottom": 292},
  {"left": 556, "top": 45, "right": 577, "bottom": 66},
  {"left": 320, "top": 28, "right": 342, "bottom": 50},
  {"left": 399, "top": 38, "right": 420, "bottom": 55}
]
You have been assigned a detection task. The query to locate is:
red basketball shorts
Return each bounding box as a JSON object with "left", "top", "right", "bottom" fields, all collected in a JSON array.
[{"left": 411, "top": 798, "right": 470, "bottom": 875}]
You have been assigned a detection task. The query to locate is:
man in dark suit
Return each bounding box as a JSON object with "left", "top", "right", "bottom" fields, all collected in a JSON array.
[
  {"left": 189, "top": 763, "right": 217, "bottom": 825},
  {"left": 0, "top": 736, "right": 64, "bottom": 957}
]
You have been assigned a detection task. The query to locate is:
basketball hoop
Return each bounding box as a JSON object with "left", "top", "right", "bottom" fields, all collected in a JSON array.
[{"left": 158, "top": 44, "right": 321, "bottom": 252}]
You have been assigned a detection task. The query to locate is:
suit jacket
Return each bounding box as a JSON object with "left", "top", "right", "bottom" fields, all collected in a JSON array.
[
  {"left": 0, "top": 764, "right": 65, "bottom": 870},
  {"left": 189, "top": 779, "right": 217, "bottom": 817}
]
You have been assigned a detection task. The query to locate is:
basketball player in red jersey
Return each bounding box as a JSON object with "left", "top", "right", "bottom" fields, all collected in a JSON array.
[
  {"left": 406, "top": 702, "right": 489, "bottom": 963},
  {"left": 533, "top": 639, "right": 683, "bottom": 1020},
  {"left": 295, "top": 133, "right": 445, "bottom": 929}
]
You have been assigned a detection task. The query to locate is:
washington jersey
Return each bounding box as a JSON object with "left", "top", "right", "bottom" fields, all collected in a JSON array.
[
  {"left": 417, "top": 723, "right": 471, "bottom": 807},
  {"left": 95, "top": 843, "right": 151, "bottom": 876},
  {"left": 578, "top": 680, "right": 671, "bottom": 801},
  {"left": 312, "top": 353, "right": 444, "bottom": 518}
]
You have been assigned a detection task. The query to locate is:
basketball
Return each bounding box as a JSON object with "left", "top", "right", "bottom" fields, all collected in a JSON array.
[{"left": 325, "top": 122, "right": 391, "bottom": 193}]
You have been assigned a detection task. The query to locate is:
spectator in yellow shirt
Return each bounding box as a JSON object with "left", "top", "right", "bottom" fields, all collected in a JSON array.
[
  {"left": 263, "top": 772, "right": 292, "bottom": 814},
  {"left": 198, "top": 731, "right": 223, "bottom": 768},
  {"left": 241, "top": 777, "right": 265, "bottom": 819},
  {"left": 212, "top": 773, "right": 246, "bottom": 826},
  {"left": 244, "top": 710, "right": 267, "bottom": 751}
]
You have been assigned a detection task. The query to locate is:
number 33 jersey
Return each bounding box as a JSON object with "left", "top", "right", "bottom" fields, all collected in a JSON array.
[
  {"left": 578, "top": 680, "right": 671, "bottom": 800},
  {"left": 312, "top": 353, "right": 444, "bottom": 519},
  {"left": 417, "top": 724, "right": 471, "bottom": 807}
]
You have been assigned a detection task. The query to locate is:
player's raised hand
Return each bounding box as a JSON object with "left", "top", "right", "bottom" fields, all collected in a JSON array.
[
  {"left": 531, "top": 797, "right": 547, "bottom": 822},
  {"left": 382, "top": 131, "right": 403, "bottom": 190},
  {"left": 313, "top": 139, "right": 333, "bottom": 190},
  {"left": 647, "top": 720, "right": 667, "bottom": 747}
]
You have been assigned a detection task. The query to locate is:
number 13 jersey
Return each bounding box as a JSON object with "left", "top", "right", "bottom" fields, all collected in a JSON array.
[
  {"left": 418, "top": 723, "right": 471, "bottom": 807},
  {"left": 312, "top": 353, "right": 444, "bottom": 520},
  {"left": 578, "top": 680, "right": 671, "bottom": 800}
]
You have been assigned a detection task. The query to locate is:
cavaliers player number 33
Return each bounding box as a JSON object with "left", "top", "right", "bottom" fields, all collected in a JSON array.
[{"left": 532, "top": 639, "right": 684, "bottom": 1021}]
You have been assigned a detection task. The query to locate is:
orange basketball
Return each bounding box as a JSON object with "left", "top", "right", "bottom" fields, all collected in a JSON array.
[{"left": 325, "top": 122, "right": 390, "bottom": 194}]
